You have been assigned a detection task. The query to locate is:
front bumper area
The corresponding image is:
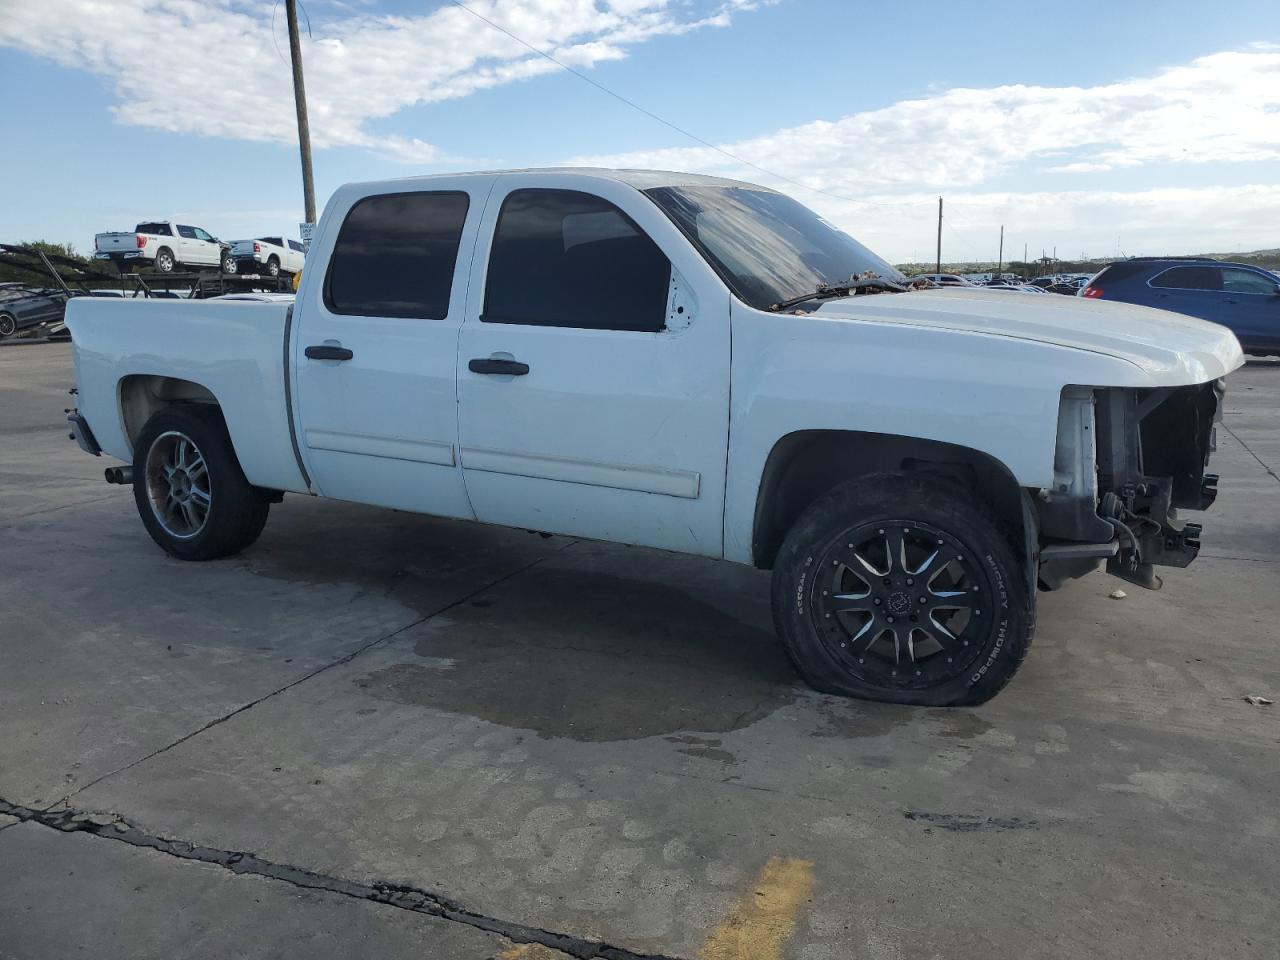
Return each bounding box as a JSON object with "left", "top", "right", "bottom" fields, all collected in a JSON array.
[{"left": 1037, "top": 380, "right": 1224, "bottom": 591}]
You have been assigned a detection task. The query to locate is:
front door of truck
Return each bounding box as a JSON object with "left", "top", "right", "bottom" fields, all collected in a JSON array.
[
  {"left": 456, "top": 176, "right": 731, "bottom": 556},
  {"left": 291, "top": 184, "right": 481, "bottom": 519}
]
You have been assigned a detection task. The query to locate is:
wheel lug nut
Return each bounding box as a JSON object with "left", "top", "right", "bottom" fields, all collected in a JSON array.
[
  {"left": 906, "top": 578, "right": 914, "bottom": 585},
  {"left": 919, "top": 596, "right": 927, "bottom": 603},
  {"left": 873, "top": 598, "right": 881, "bottom": 606},
  {"left": 886, "top": 616, "right": 895, "bottom": 624}
]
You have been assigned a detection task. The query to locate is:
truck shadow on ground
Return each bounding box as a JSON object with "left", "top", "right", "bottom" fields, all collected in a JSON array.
[{"left": 245, "top": 500, "right": 804, "bottom": 742}]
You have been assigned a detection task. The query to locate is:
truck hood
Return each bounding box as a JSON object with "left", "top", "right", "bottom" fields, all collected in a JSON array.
[{"left": 812, "top": 287, "right": 1244, "bottom": 384}]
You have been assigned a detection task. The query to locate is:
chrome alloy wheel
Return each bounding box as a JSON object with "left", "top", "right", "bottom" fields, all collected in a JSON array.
[
  {"left": 810, "top": 520, "right": 988, "bottom": 687},
  {"left": 144, "top": 431, "right": 211, "bottom": 539}
]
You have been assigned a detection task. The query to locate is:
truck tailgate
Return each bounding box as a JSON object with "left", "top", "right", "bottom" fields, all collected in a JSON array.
[{"left": 96, "top": 233, "right": 140, "bottom": 253}]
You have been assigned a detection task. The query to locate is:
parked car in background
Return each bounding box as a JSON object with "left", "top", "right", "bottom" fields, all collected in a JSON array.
[
  {"left": 911, "top": 273, "right": 976, "bottom": 286},
  {"left": 983, "top": 282, "right": 1048, "bottom": 294},
  {"left": 0, "top": 283, "right": 69, "bottom": 338},
  {"left": 1083, "top": 258, "right": 1280, "bottom": 355},
  {"left": 66, "top": 167, "right": 1240, "bottom": 707},
  {"left": 94, "top": 222, "right": 235, "bottom": 274},
  {"left": 230, "top": 236, "right": 306, "bottom": 277}
]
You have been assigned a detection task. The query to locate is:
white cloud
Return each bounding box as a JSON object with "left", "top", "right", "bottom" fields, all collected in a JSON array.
[
  {"left": 562, "top": 48, "right": 1280, "bottom": 259},
  {"left": 0, "top": 0, "right": 758, "bottom": 161},
  {"left": 815, "top": 185, "right": 1280, "bottom": 264},
  {"left": 568, "top": 49, "right": 1280, "bottom": 190}
]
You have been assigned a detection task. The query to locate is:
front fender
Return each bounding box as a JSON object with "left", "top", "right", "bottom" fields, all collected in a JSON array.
[{"left": 722, "top": 307, "right": 1145, "bottom": 564}]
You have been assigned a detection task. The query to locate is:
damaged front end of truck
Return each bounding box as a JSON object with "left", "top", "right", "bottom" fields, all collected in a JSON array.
[{"left": 1036, "top": 380, "right": 1224, "bottom": 591}]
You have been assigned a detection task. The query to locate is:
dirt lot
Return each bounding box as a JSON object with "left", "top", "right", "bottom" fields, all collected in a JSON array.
[{"left": 2, "top": 342, "right": 1277, "bottom": 960}]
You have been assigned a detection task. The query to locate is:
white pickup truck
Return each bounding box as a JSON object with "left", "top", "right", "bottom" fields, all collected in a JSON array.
[
  {"left": 229, "top": 235, "right": 307, "bottom": 277},
  {"left": 94, "top": 221, "right": 236, "bottom": 274},
  {"left": 64, "top": 169, "right": 1242, "bottom": 706}
]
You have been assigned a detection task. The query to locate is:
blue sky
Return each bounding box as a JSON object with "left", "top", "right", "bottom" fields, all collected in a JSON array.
[{"left": 2, "top": 0, "right": 1278, "bottom": 263}]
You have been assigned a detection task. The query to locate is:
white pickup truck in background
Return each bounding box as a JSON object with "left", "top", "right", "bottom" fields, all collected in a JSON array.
[
  {"left": 230, "top": 236, "right": 307, "bottom": 277},
  {"left": 94, "top": 221, "right": 235, "bottom": 274},
  {"left": 64, "top": 168, "right": 1242, "bottom": 707}
]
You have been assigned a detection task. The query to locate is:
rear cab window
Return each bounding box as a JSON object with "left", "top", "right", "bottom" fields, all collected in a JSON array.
[
  {"left": 324, "top": 191, "right": 470, "bottom": 319},
  {"left": 483, "top": 188, "right": 670, "bottom": 332},
  {"left": 135, "top": 223, "right": 172, "bottom": 236}
]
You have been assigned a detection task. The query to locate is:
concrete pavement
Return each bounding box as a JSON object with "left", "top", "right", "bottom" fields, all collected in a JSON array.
[{"left": 2, "top": 344, "right": 1277, "bottom": 959}]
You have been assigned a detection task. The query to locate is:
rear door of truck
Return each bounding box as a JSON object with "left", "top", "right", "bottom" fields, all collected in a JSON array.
[{"left": 289, "top": 179, "right": 485, "bottom": 518}]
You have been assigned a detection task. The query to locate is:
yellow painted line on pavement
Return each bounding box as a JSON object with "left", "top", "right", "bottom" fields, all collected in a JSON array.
[{"left": 697, "top": 856, "right": 816, "bottom": 960}]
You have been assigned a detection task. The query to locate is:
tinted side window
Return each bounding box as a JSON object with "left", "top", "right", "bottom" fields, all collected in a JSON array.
[
  {"left": 484, "top": 189, "right": 670, "bottom": 332},
  {"left": 1221, "top": 268, "right": 1277, "bottom": 294},
  {"left": 325, "top": 191, "right": 470, "bottom": 319},
  {"left": 288, "top": 240, "right": 305, "bottom": 252},
  {"left": 1151, "top": 266, "right": 1222, "bottom": 291},
  {"left": 193, "top": 227, "right": 214, "bottom": 242},
  {"left": 176, "top": 225, "right": 197, "bottom": 239}
]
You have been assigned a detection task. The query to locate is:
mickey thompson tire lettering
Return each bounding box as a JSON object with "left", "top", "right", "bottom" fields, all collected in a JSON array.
[{"left": 769, "top": 472, "right": 1035, "bottom": 707}]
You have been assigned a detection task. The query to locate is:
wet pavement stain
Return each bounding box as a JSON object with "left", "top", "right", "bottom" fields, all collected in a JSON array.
[
  {"left": 811, "top": 700, "right": 917, "bottom": 739},
  {"left": 929, "top": 709, "right": 995, "bottom": 739},
  {"left": 355, "top": 569, "right": 799, "bottom": 742},
  {"left": 665, "top": 735, "right": 739, "bottom": 765}
]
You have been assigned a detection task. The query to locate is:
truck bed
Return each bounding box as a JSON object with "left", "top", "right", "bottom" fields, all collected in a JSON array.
[{"left": 65, "top": 297, "right": 308, "bottom": 494}]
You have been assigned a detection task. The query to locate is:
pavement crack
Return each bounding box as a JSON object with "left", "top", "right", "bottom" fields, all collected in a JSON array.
[
  {"left": 57, "top": 552, "right": 561, "bottom": 807},
  {"left": 0, "top": 797, "right": 677, "bottom": 960},
  {"left": 1221, "top": 422, "right": 1280, "bottom": 485}
]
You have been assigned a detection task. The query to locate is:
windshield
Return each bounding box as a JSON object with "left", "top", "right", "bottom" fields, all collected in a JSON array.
[{"left": 643, "top": 184, "right": 904, "bottom": 310}]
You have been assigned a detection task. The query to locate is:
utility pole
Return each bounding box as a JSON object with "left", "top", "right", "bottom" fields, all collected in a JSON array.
[
  {"left": 935, "top": 197, "right": 943, "bottom": 274},
  {"left": 285, "top": 0, "right": 316, "bottom": 226},
  {"left": 997, "top": 224, "right": 1004, "bottom": 277}
]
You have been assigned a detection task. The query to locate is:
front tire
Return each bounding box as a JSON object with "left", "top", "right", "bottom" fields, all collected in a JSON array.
[
  {"left": 132, "top": 406, "right": 269, "bottom": 560},
  {"left": 221, "top": 252, "right": 237, "bottom": 274},
  {"left": 0, "top": 313, "right": 16, "bottom": 338},
  {"left": 771, "top": 473, "right": 1033, "bottom": 706}
]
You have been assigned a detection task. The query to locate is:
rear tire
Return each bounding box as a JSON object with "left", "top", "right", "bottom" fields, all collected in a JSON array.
[
  {"left": 132, "top": 405, "right": 269, "bottom": 560},
  {"left": 771, "top": 473, "right": 1033, "bottom": 706},
  {"left": 154, "top": 248, "right": 175, "bottom": 273},
  {"left": 266, "top": 256, "right": 280, "bottom": 278}
]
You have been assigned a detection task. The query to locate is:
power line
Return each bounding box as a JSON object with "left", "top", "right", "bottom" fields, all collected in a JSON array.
[{"left": 447, "top": 0, "right": 920, "bottom": 210}]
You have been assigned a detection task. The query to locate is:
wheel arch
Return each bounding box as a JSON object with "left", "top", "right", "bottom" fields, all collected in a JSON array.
[
  {"left": 751, "top": 430, "right": 1030, "bottom": 571},
  {"left": 118, "top": 374, "right": 223, "bottom": 453}
]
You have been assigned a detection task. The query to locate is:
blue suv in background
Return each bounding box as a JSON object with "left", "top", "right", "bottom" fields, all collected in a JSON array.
[{"left": 1082, "top": 257, "right": 1280, "bottom": 356}]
